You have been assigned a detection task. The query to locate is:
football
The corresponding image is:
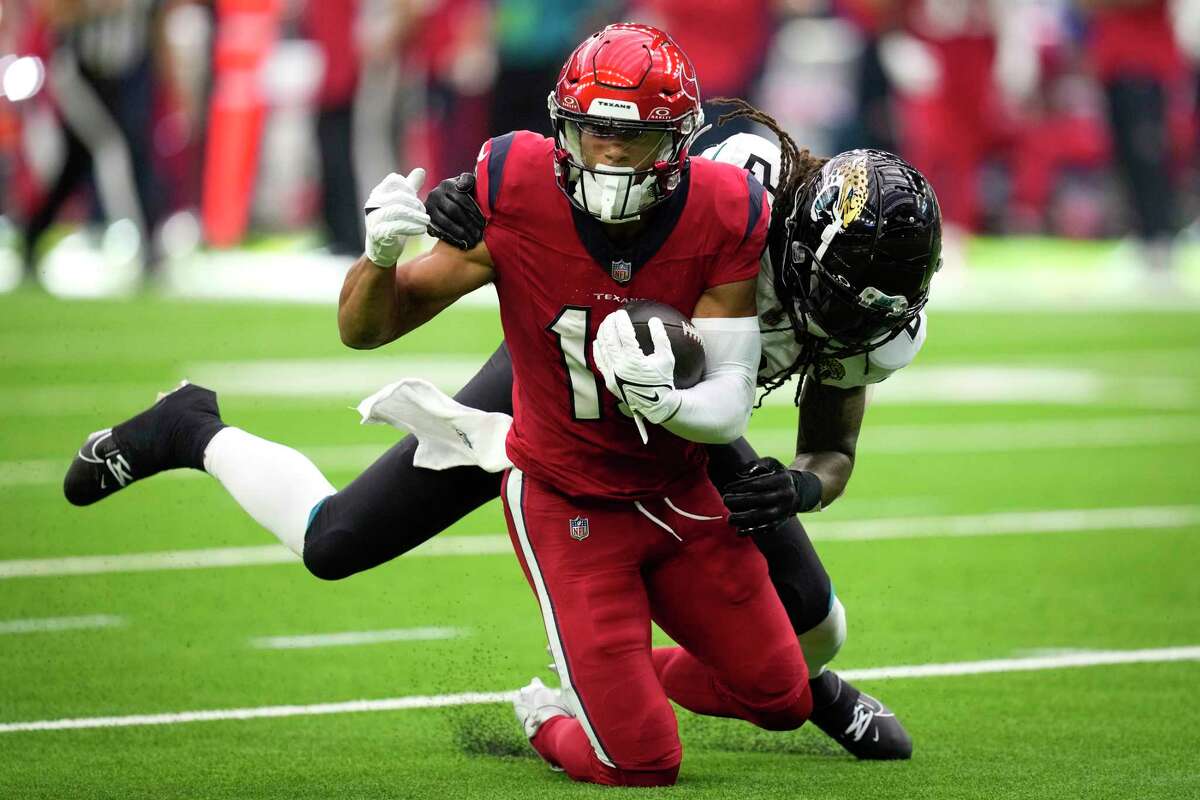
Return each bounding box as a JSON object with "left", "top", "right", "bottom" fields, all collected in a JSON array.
[{"left": 622, "top": 300, "right": 706, "bottom": 389}]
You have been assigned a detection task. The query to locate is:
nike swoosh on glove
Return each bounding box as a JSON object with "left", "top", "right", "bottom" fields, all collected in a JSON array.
[
  {"left": 364, "top": 168, "right": 430, "bottom": 267},
  {"left": 591, "top": 310, "right": 682, "bottom": 425}
]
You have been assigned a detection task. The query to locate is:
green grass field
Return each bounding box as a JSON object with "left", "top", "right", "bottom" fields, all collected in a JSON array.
[{"left": 1, "top": 284, "right": 1198, "bottom": 799}]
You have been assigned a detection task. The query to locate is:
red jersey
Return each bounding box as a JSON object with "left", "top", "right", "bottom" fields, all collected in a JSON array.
[
  {"left": 1088, "top": 0, "right": 1185, "bottom": 85},
  {"left": 473, "top": 132, "right": 767, "bottom": 500}
]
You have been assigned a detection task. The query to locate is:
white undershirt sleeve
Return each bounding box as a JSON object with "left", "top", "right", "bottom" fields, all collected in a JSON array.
[{"left": 661, "top": 316, "right": 761, "bottom": 444}]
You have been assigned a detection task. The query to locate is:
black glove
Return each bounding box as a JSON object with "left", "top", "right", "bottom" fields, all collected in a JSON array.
[
  {"left": 722, "top": 457, "right": 823, "bottom": 536},
  {"left": 426, "top": 172, "right": 486, "bottom": 250}
]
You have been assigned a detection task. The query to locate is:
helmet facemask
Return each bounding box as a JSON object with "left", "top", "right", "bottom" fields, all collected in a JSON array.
[
  {"left": 793, "top": 244, "right": 927, "bottom": 352},
  {"left": 550, "top": 93, "right": 703, "bottom": 223}
]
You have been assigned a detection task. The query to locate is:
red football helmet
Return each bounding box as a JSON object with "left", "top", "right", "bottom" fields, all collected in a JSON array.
[{"left": 548, "top": 24, "right": 705, "bottom": 223}]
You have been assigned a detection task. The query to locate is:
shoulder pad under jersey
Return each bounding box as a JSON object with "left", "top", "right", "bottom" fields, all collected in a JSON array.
[
  {"left": 757, "top": 311, "right": 929, "bottom": 392},
  {"left": 816, "top": 312, "right": 928, "bottom": 389},
  {"left": 701, "top": 133, "right": 783, "bottom": 201}
]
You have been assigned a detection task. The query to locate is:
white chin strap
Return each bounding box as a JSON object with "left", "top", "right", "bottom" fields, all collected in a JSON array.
[{"left": 574, "top": 165, "right": 650, "bottom": 223}]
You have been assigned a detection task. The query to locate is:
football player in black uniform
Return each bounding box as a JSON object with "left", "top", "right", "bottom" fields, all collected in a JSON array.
[{"left": 64, "top": 102, "right": 940, "bottom": 760}]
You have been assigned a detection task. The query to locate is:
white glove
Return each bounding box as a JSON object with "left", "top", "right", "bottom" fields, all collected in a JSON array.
[
  {"left": 592, "top": 310, "right": 681, "bottom": 425},
  {"left": 364, "top": 168, "right": 429, "bottom": 267}
]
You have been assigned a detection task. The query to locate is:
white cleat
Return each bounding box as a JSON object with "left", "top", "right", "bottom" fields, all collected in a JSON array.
[{"left": 513, "top": 677, "right": 572, "bottom": 740}]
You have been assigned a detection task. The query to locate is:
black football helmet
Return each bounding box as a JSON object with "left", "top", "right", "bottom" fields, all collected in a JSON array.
[{"left": 776, "top": 149, "right": 942, "bottom": 353}]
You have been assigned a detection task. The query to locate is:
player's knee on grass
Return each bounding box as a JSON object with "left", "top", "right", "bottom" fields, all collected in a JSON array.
[{"left": 798, "top": 596, "right": 847, "bottom": 676}]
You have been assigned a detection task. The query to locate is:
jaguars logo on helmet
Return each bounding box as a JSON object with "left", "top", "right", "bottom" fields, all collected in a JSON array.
[{"left": 778, "top": 149, "right": 942, "bottom": 356}]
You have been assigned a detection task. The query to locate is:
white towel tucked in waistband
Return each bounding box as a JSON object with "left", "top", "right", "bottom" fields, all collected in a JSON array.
[{"left": 357, "top": 379, "right": 514, "bottom": 472}]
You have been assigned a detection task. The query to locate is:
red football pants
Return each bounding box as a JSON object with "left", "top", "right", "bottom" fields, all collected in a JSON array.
[{"left": 501, "top": 468, "right": 812, "bottom": 787}]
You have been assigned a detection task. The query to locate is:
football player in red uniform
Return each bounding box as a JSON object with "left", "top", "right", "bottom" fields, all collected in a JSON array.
[
  {"left": 64, "top": 25, "right": 813, "bottom": 787},
  {"left": 423, "top": 110, "right": 941, "bottom": 761}
]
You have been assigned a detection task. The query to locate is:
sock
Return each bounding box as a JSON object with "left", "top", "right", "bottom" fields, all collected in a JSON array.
[
  {"left": 798, "top": 597, "right": 847, "bottom": 678},
  {"left": 202, "top": 428, "right": 336, "bottom": 556},
  {"left": 809, "top": 669, "right": 845, "bottom": 711}
]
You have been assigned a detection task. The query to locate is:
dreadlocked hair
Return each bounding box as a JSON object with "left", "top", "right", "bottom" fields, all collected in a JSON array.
[
  {"left": 709, "top": 97, "right": 827, "bottom": 227},
  {"left": 709, "top": 97, "right": 830, "bottom": 406}
]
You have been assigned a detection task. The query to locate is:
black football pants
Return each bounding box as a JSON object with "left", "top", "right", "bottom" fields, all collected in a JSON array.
[{"left": 303, "top": 343, "right": 834, "bottom": 636}]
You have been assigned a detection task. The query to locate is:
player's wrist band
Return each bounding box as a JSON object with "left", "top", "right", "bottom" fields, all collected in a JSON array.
[{"left": 790, "top": 470, "right": 823, "bottom": 514}]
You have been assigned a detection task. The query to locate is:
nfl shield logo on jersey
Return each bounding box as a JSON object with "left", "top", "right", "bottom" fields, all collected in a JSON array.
[
  {"left": 611, "top": 259, "right": 632, "bottom": 284},
  {"left": 568, "top": 516, "right": 590, "bottom": 541}
]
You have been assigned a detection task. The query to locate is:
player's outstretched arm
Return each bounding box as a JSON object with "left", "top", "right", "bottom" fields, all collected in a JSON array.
[
  {"left": 338, "top": 240, "right": 493, "bottom": 349},
  {"left": 338, "top": 168, "right": 493, "bottom": 348}
]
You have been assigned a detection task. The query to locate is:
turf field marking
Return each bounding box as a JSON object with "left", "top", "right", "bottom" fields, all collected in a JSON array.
[
  {"left": 2, "top": 646, "right": 1196, "bottom": 734},
  {"left": 0, "top": 692, "right": 516, "bottom": 733},
  {"left": 250, "top": 626, "right": 467, "bottom": 650},
  {"left": 838, "top": 647, "right": 1200, "bottom": 680},
  {"left": 7, "top": 415, "right": 1200, "bottom": 489},
  {"left": 811, "top": 505, "right": 1200, "bottom": 542},
  {"left": 0, "top": 614, "right": 125, "bottom": 634},
  {"left": 755, "top": 414, "right": 1200, "bottom": 455},
  {"left": 1, "top": 504, "right": 1195, "bottom": 580},
  {"left": 1, "top": 363, "right": 1192, "bottom": 416},
  {"left": 0, "top": 535, "right": 513, "bottom": 579}
]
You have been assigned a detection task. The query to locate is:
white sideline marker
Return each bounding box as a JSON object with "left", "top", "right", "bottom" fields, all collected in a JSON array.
[
  {"left": 0, "top": 614, "right": 124, "bottom": 635},
  {"left": 1, "top": 504, "right": 1196, "bottom": 580},
  {"left": 251, "top": 627, "right": 466, "bottom": 650},
  {"left": 2, "top": 646, "right": 1197, "bottom": 734}
]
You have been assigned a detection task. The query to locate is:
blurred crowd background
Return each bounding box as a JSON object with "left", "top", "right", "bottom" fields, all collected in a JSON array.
[{"left": 0, "top": 0, "right": 1197, "bottom": 293}]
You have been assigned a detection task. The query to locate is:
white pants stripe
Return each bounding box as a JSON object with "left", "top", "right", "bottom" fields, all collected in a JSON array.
[{"left": 505, "top": 467, "right": 614, "bottom": 767}]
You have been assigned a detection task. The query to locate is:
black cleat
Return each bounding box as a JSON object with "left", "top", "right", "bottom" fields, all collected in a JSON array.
[
  {"left": 63, "top": 382, "right": 226, "bottom": 506},
  {"left": 809, "top": 670, "right": 913, "bottom": 760}
]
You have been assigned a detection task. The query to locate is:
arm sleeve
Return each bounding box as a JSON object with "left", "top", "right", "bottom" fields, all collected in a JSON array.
[{"left": 661, "top": 316, "right": 762, "bottom": 444}]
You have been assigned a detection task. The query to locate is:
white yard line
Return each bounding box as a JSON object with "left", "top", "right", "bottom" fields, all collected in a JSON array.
[
  {"left": 7, "top": 415, "right": 1200, "bottom": 490},
  {"left": 0, "top": 615, "right": 124, "bottom": 634},
  {"left": 2, "top": 645, "right": 1196, "bottom": 734},
  {"left": 251, "top": 627, "right": 467, "bottom": 650},
  {"left": 1, "top": 504, "right": 1195, "bottom": 580},
  {"left": 811, "top": 505, "right": 1200, "bottom": 542},
  {"left": 0, "top": 692, "right": 516, "bottom": 734},
  {"left": 0, "top": 535, "right": 514, "bottom": 579},
  {"left": 1, "top": 363, "right": 1195, "bottom": 417},
  {"left": 837, "top": 646, "right": 1200, "bottom": 681},
  {"left": 757, "top": 415, "right": 1200, "bottom": 454}
]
